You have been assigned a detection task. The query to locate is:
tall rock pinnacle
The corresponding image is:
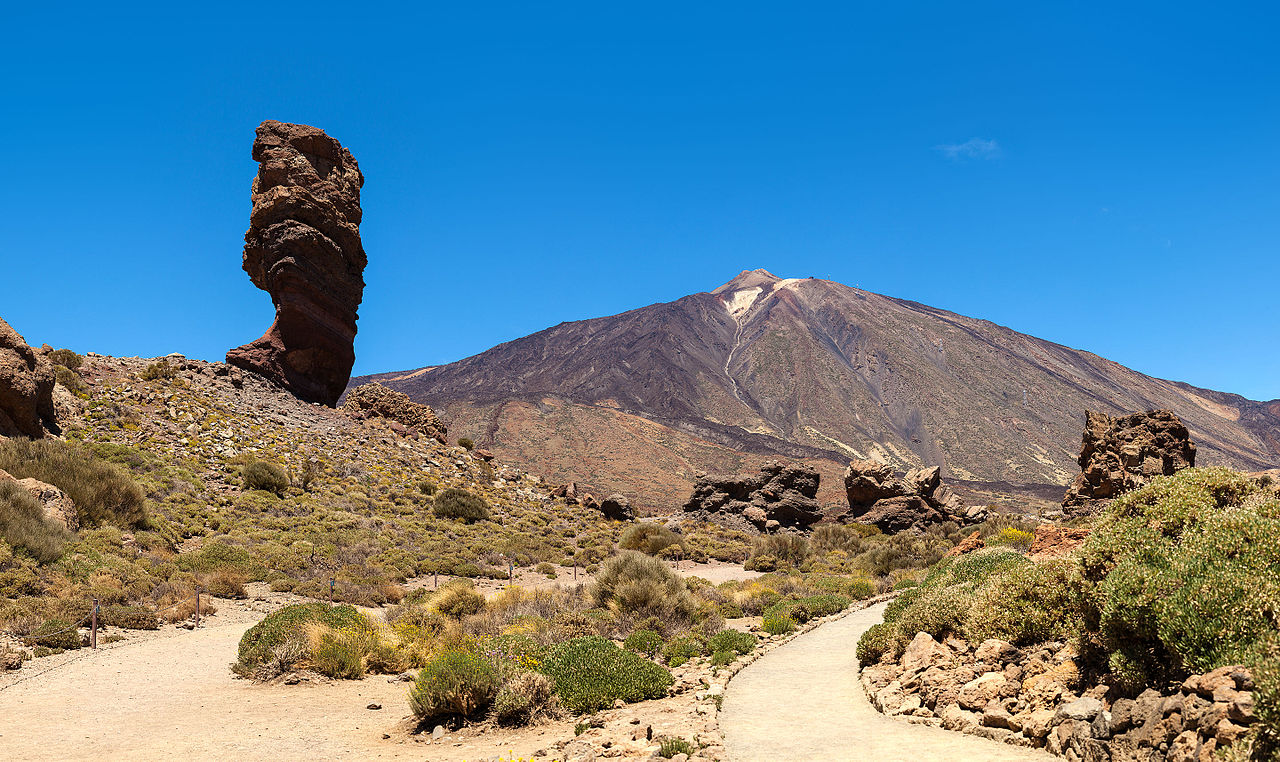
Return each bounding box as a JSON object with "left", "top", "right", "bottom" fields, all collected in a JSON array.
[{"left": 226, "top": 120, "right": 367, "bottom": 406}]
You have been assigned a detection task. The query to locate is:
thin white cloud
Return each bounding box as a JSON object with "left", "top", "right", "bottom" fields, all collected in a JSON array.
[{"left": 934, "top": 138, "right": 1001, "bottom": 161}]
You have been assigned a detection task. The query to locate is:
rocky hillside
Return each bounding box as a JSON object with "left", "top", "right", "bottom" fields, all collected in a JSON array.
[{"left": 358, "top": 270, "right": 1280, "bottom": 512}]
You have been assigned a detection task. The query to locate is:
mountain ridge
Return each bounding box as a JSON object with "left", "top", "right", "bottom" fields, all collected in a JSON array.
[{"left": 354, "top": 270, "right": 1280, "bottom": 511}]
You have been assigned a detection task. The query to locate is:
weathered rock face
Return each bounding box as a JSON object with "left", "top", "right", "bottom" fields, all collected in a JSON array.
[
  {"left": 0, "top": 318, "right": 56, "bottom": 438},
  {"left": 1062, "top": 410, "right": 1196, "bottom": 513},
  {"left": 1026, "top": 524, "right": 1090, "bottom": 561},
  {"left": 227, "top": 120, "right": 366, "bottom": 407},
  {"left": 682, "top": 461, "right": 822, "bottom": 532},
  {"left": 341, "top": 383, "right": 447, "bottom": 443},
  {"left": 840, "top": 460, "right": 980, "bottom": 533}
]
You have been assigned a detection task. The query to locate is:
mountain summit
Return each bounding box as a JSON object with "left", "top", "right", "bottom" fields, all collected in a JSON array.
[{"left": 356, "top": 272, "right": 1280, "bottom": 510}]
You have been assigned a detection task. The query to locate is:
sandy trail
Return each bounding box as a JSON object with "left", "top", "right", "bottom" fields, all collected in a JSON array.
[
  {"left": 0, "top": 611, "right": 415, "bottom": 761},
  {"left": 720, "top": 602, "right": 1052, "bottom": 762}
]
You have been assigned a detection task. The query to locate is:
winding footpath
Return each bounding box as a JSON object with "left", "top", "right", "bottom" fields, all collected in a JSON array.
[{"left": 720, "top": 602, "right": 1053, "bottom": 762}]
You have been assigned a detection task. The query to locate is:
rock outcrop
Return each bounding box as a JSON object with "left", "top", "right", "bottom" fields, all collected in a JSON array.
[
  {"left": 598, "top": 493, "right": 635, "bottom": 521},
  {"left": 1062, "top": 410, "right": 1196, "bottom": 513},
  {"left": 0, "top": 318, "right": 56, "bottom": 438},
  {"left": 682, "top": 462, "right": 822, "bottom": 532},
  {"left": 1026, "top": 524, "right": 1090, "bottom": 561},
  {"left": 862, "top": 633, "right": 1258, "bottom": 762},
  {"left": 840, "top": 460, "right": 981, "bottom": 533},
  {"left": 227, "top": 120, "right": 367, "bottom": 407},
  {"left": 341, "top": 383, "right": 447, "bottom": 443}
]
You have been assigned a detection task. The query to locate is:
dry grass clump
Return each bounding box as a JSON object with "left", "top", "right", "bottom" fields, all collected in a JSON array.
[
  {"left": 0, "top": 480, "right": 71, "bottom": 563},
  {"left": 242, "top": 460, "right": 290, "bottom": 496},
  {"left": 618, "top": 523, "right": 683, "bottom": 556},
  {"left": 0, "top": 438, "right": 146, "bottom": 528}
]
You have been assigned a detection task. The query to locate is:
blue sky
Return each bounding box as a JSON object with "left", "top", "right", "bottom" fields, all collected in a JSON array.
[{"left": 3, "top": 2, "right": 1277, "bottom": 400}]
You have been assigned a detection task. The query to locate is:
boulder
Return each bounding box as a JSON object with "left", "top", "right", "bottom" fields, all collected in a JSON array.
[
  {"left": 227, "top": 120, "right": 367, "bottom": 407},
  {"left": 0, "top": 318, "right": 56, "bottom": 437},
  {"left": 944, "top": 530, "right": 984, "bottom": 558},
  {"left": 341, "top": 383, "right": 447, "bottom": 443},
  {"left": 597, "top": 493, "right": 635, "bottom": 521},
  {"left": 840, "top": 460, "right": 972, "bottom": 533},
  {"left": 1062, "top": 409, "right": 1196, "bottom": 513},
  {"left": 0, "top": 470, "right": 77, "bottom": 532},
  {"left": 901, "top": 632, "right": 955, "bottom": 674},
  {"left": 682, "top": 461, "right": 822, "bottom": 532},
  {"left": 1026, "top": 523, "right": 1090, "bottom": 560}
]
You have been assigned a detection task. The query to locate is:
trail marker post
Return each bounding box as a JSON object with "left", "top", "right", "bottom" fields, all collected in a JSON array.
[
  {"left": 90, "top": 599, "right": 99, "bottom": 649},
  {"left": 194, "top": 586, "right": 201, "bottom": 628}
]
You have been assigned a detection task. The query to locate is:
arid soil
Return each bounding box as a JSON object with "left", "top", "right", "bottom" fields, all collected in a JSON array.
[{"left": 720, "top": 602, "right": 1051, "bottom": 762}]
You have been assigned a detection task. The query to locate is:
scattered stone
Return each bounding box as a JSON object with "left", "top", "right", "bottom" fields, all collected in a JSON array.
[
  {"left": 341, "top": 383, "right": 448, "bottom": 443},
  {"left": 944, "top": 530, "right": 984, "bottom": 557},
  {"left": 366, "top": 703, "right": 381, "bottom": 710},
  {"left": 1062, "top": 409, "right": 1196, "bottom": 513},
  {"left": 226, "top": 120, "right": 367, "bottom": 407}
]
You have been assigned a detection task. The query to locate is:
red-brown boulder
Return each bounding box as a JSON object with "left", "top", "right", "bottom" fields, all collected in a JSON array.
[
  {"left": 0, "top": 318, "right": 56, "bottom": 437},
  {"left": 1062, "top": 409, "right": 1196, "bottom": 513},
  {"left": 227, "top": 120, "right": 366, "bottom": 407}
]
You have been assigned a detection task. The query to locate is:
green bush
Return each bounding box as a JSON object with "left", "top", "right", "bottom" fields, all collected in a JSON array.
[
  {"left": 433, "top": 488, "right": 491, "bottom": 522},
  {"left": 618, "top": 523, "right": 684, "bottom": 556},
  {"left": 538, "top": 636, "right": 674, "bottom": 713},
  {"left": 856, "top": 622, "right": 898, "bottom": 664},
  {"left": 242, "top": 460, "right": 289, "bottom": 496},
  {"left": 0, "top": 479, "right": 71, "bottom": 563},
  {"left": 0, "top": 438, "right": 146, "bottom": 527},
  {"left": 987, "top": 527, "right": 1034, "bottom": 551},
  {"left": 24, "top": 617, "right": 82, "bottom": 650},
  {"left": 966, "top": 558, "right": 1082, "bottom": 646},
  {"left": 762, "top": 611, "right": 796, "bottom": 635},
  {"left": 659, "top": 737, "right": 695, "bottom": 758},
  {"left": 590, "top": 551, "right": 696, "bottom": 622},
  {"left": 1079, "top": 468, "right": 1280, "bottom": 690},
  {"left": 457, "top": 437, "right": 475, "bottom": 450},
  {"left": 662, "top": 635, "right": 707, "bottom": 666},
  {"left": 708, "top": 628, "right": 756, "bottom": 656},
  {"left": 623, "top": 628, "right": 663, "bottom": 658},
  {"left": 236, "top": 603, "right": 368, "bottom": 672},
  {"left": 409, "top": 648, "right": 499, "bottom": 723}
]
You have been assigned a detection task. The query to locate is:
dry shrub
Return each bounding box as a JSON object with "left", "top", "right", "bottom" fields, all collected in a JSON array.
[
  {"left": 491, "top": 669, "right": 559, "bottom": 725},
  {"left": 0, "top": 480, "right": 71, "bottom": 563},
  {"left": 618, "top": 523, "right": 683, "bottom": 556},
  {"left": 200, "top": 568, "right": 247, "bottom": 599},
  {"left": 591, "top": 552, "right": 696, "bottom": 623},
  {"left": 432, "top": 582, "right": 486, "bottom": 618},
  {"left": 0, "top": 439, "right": 146, "bottom": 528}
]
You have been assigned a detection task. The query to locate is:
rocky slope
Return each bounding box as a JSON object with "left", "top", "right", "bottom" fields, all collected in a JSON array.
[{"left": 358, "top": 270, "right": 1280, "bottom": 512}]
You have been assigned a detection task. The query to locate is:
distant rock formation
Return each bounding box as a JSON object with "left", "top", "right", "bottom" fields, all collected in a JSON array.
[
  {"left": 682, "top": 462, "right": 822, "bottom": 532},
  {"left": 840, "top": 460, "right": 982, "bottom": 533},
  {"left": 342, "top": 383, "right": 447, "bottom": 443},
  {"left": 0, "top": 318, "right": 56, "bottom": 438},
  {"left": 598, "top": 493, "right": 635, "bottom": 521},
  {"left": 1062, "top": 409, "right": 1196, "bottom": 513},
  {"left": 227, "top": 120, "right": 366, "bottom": 407}
]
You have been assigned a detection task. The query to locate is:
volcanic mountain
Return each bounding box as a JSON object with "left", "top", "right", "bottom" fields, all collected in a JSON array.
[{"left": 355, "top": 270, "right": 1280, "bottom": 511}]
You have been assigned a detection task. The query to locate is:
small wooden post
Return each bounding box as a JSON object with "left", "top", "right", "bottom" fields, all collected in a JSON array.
[
  {"left": 573, "top": 563, "right": 578, "bottom": 582},
  {"left": 433, "top": 570, "right": 438, "bottom": 590},
  {"left": 194, "top": 586, "right": 201, "bottom": 628},
  {"left": 329, "top": 577, "right": 336, "bottom": 604},
  {"left": 90, "top": 599, "right": 99, "bottom": 649},
  {"left": 508, "top": 560, "right": 513, "bottom": 583}
]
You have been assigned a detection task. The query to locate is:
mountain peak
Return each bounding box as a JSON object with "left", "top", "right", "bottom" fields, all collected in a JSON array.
[{"left": 712, "top": 269, "right": 782, "bottom": 294}]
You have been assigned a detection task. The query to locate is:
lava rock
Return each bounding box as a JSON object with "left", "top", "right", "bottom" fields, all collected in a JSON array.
[
  {"left": 341, "top": 383, "right": 447, "bottom": 443},
  {"left": 0, "top": 317, "right": 56, "bottom": 437},
  {"left": 681, "top": 461, "right": 822, "bottom": 531},
  {"left": 1062, "top": 409, "right": 1196, "bottom": 513}
]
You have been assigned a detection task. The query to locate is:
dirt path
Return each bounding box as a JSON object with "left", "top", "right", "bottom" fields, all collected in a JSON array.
[{"left": 720, "top": 602, "right": 1052, "bottom": 762}]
